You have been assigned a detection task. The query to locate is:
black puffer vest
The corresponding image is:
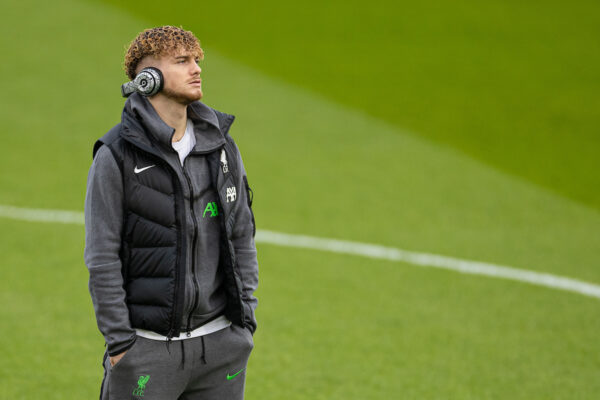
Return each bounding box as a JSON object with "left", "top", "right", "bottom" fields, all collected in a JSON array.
[{"left": 92, "top": 103, "right": 254, "bottom": 339}]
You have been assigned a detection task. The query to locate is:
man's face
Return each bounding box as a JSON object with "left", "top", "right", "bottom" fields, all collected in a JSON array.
[{"left": 139, "top": 49, "right": 203, "bottom": 104}]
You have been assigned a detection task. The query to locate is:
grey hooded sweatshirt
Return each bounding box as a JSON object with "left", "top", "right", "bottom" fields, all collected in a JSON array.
[{"left": 84, "top": 93, "right": 258, "bottom": 356}]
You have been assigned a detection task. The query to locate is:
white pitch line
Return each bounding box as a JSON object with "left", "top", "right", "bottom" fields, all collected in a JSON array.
[
  {"left": 256, "top": 230, "right": 600, "bottom": 299},
  {"left": 0, "top": 204, "right": 85, "bottom": 225},
  {"left": 2, "top": 204, "right": 600, "bottom": 300}
]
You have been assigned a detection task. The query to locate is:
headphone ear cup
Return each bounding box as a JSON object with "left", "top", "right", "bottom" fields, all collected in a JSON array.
[
  {"left": 145, "top": 67, "right": 164, "bottom": 94},
  {"left": 120, "top": 67, "right": 164, "bottom": 98},
  {"left": 135, "top": 67, "right": 164, "bottom": 97}
]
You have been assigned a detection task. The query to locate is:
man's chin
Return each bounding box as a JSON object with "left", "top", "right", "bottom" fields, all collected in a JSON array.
[
  {"left": 180, "top": 92, "right": 203, "bottom": 105},
  {"left": 163, "top": 89, "right": 203, "bottom": 105}
]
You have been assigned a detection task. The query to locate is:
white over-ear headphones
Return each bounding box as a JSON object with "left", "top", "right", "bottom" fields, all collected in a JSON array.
[{"left": 121, "top": 67, "right": 164, "bottom": 98}]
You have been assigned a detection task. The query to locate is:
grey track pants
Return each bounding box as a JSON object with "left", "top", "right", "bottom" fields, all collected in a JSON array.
[{"left": 99, "top": 324, "right": 254, "bottom": 400}]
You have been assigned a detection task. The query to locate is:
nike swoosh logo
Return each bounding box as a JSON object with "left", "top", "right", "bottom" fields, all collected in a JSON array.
[
  {"left": 134, "top": 165, "right": 156, "bottom": 174},
  {"left": 226, "top": 367, "right": 246, "bottom": 380}
]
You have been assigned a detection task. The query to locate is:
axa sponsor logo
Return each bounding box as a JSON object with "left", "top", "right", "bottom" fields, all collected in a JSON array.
[{"left": 203, "top": 202, "right": 219, "bottom": 218}]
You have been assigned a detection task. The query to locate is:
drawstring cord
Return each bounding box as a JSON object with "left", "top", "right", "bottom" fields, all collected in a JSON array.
[
  {"left": 180, "top": 340, "right": 185, "bottom": 370},
  {"left": 201, "top": 335, "right": 207, "bottom": 364},
  {"left": 163, "top": 333, "right": 207, "bottom": 368}
]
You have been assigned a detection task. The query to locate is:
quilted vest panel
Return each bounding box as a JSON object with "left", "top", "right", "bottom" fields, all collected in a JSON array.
[{"left": 119, "top": 142, "right": 180, "bottom": 335}]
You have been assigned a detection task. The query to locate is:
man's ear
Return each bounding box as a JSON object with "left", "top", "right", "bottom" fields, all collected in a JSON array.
[{"left": 135, "top": 55, "right": 160, "bottom": 77}]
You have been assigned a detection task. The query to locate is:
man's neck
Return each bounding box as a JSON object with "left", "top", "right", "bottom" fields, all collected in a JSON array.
[{"left": 148, "top": 96, "right": 188, "bottom": 142}]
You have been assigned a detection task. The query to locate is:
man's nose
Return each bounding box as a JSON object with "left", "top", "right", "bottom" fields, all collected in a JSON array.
[{"left": 192, "top": 63, "right": 201, "bottom": 75}]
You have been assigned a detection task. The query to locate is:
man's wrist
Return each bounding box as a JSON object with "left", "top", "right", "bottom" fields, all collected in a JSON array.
[{"left": 107, "top": 335, "right": 137, "bottom": 357}]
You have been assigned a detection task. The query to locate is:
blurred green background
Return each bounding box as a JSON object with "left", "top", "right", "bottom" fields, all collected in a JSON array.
[
  {"left": 0, "top": 0, "right": 599, "bottom": 398},
  {"left": 103, "top": 0, "right": 600, "bottom": 210}
]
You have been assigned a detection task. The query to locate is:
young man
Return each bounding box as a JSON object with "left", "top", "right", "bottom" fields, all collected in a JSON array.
[{"left": 84, "top": 26, "right": 258, "bottom": 399}]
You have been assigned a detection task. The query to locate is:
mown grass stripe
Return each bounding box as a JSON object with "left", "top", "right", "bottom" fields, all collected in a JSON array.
[{"left": 2, "top": 204, "right": 599, "bottom": 300}]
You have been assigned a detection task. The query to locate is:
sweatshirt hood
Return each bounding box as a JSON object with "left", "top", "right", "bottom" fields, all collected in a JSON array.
[{"left": 122, "top": 92, "right": 233, "bottom": 154}]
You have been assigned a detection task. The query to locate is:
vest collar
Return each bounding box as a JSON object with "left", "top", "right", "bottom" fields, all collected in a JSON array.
[{"left": 121, "top": 92, "right": 228, "bottom": 154}]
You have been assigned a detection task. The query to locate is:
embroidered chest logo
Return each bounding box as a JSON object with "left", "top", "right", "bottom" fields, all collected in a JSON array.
[
  {"left": 220, "top": 149, "right": 229, "bottom": 173},
  {"left": 133, "top": 375, "right": 150, "bottom": 397},
  {"left": 203, "top": 202, "right": 219, "bottom": 218},
  {"left": 226, "top": 187, "right": 237, "bottom": 203},
  {"left": 134, "top": 165, "right": 155, "bottom": 174}
]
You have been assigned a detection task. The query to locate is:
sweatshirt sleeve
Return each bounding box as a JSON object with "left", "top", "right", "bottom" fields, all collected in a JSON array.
[
  {"left": 230, "top": 140, "right": 259, "bottom": 334},
  {"left": 84, "top": 145, "right": 137, "bottom": 356}
]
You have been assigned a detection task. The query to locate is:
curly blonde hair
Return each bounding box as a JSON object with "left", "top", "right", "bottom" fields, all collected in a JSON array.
[{"left": 124, "top": 26, "right": 204, "bottom": 80}]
